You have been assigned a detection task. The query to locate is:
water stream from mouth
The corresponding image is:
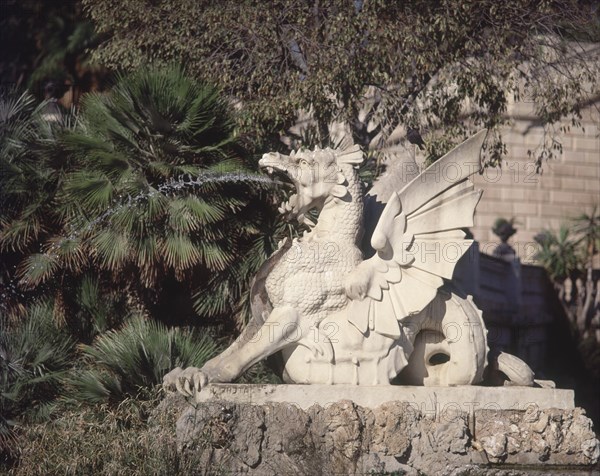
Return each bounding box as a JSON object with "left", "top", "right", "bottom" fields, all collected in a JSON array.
[
  {"left": 59, "top": 171, "right": 277, "bottom": 249},
  {"left": 1, "top": 171, "right": 281, "bottom": 310}
]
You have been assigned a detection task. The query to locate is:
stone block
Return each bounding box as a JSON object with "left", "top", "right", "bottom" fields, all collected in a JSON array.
[
  {"left": 584, "top": 151, "right": 600, "bottom": 164},
  {"left": 553, "top": 190, "right": 597, "bottom": 206},
  {"left": 548, "top": 163, "right": 577, "bottom": 177},
  {"left": 501, "top": 187, "right": 526, "bottom": 200},
  {"left": 573, "top": 137, "right": 600, "bottom": 151},
  {"left": 525, "top": 216, "right": 547, "bottom": 230},
  {"left": 561, "top": 176, "right": 588, "bottom": 191},
  {"left": 549, "top": 190, "right": 575, "bottom": 204},
  {"left": 563, "top": 150, "right": 590, "bottom": 165},
  {"left": 511, "top": 201, "right": 537, "bottom": 216},
  {"left": 574, "top": 164, "right": 600, "bottom": 178},
  {"left": 507, "top": 145, "right": 530, "bottom": 160},
  {"left": 585, "top": 178, "right": 600, "bottom": 191},
  {"left": 523, "top": 188, "right": 550, "bottom": 201},
  {"left": 475, "top": 407, "right": 599, "bottom": 466},
  {"left": 472, "top": 183, "right": 502, "bottom": 200},
  {"left": 539, "top": 203, "right": 568, "bottom": 218},
  {"left": 538, "top": 175, "right": 562, "bottom": 189}
]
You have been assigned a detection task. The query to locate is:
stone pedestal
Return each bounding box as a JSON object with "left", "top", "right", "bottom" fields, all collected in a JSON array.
[
  {"left": 172, "top": 384, "right": 599, "bottom": 475},
  {"left": 194, "top": 383, "right": 575, "bottom": 413}
]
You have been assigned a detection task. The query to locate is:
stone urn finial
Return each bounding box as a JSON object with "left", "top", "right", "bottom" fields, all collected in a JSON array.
[{"left": 492, "top": 217, "right": 517, "bottom": 243}]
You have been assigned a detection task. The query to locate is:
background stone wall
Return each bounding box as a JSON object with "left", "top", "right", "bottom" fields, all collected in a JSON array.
[{"left": 470, "top": 97, "right": 600, "bottom": 263}]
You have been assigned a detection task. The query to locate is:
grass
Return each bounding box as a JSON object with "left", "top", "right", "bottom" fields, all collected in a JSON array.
[{"left": 8, "top": 389, "right": 207, "bottom": 475}]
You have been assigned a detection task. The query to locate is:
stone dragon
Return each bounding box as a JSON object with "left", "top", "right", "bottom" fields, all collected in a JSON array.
[{"left": 165, "top": 131, "right": 534, "bottom": 397}]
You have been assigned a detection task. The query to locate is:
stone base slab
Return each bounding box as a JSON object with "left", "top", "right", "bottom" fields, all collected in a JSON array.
[{"left": 196, "top": 383, "right": 574, "bottom": 415}]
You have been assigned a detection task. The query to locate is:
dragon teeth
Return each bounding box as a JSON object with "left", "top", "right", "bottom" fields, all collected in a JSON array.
[{"left": 304, "top": 216, "right": 316, "bottom": 227}]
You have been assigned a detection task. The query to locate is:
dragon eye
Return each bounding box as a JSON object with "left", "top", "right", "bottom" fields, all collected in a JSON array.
[{"left": 300, "top": 159, "right": 309, "bottom": 166}]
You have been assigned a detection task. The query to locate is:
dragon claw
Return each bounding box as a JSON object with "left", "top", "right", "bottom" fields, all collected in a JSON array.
[
  {"left": 163, "top": 366, "right": 208, "bottom": 398},
  {"left": 345, "top": 273, "right": 369, "bottom": 300},
  {"left": 303, "top": 327, "right": 334, "bottom": 364}
]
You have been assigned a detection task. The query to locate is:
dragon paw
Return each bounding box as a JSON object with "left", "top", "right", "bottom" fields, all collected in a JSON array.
[
  {"left": 344, "top": 272, "right": 369, "bottom": 301},
  {"left": 311, "top": 341, "right": 334, "bottom": 363},
  {"left": 163, "top": 366, "right": 208, "bottom": 398},
  {"left": 302, "top": 327, "right": 335, "bottom": 363}
]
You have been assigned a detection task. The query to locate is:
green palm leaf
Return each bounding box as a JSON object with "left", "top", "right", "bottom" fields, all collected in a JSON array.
[
  {"left": 64, "top": 172, "right": 114, "bottom": 210},
  {"left": 160, "top": 233, "right": 201, "bottom": 270},
  {"left": 2, "top": 67, "right": 280, "bottom": 335},
  {"left": 17, "top": 253, "right": 59, "bottom": 287},
  {"left": 92, "top": 229, "right": 130, "bottom": 271}
]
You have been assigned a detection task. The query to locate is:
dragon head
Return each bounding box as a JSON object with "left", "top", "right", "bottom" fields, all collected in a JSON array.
[{"left": 259, "top": 145, "right": 363, "bottom": 223}]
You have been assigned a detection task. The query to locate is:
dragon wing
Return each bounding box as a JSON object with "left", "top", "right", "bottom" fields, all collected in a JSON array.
[{"left": 346, "top": 131, "right": 486, "bottom": 339}]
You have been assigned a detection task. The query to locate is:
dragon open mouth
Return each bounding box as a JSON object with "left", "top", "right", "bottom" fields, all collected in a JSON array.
[
  {"left": 260, "top": 163, "right": 301, "bottom": 218},
  {"left": 263, "top": 166, "right": 293, "bottom": 186}
]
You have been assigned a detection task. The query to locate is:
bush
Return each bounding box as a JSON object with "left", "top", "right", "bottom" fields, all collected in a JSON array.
[
  {"left": 66, "top": 316, "right": 220, "bottom": 404},
  {"left": 0, "top": 301, "right": 74, "bottom": 463}
]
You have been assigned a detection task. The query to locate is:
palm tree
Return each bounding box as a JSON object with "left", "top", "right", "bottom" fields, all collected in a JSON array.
[
  {"left": 534, "top": 226, "right": 580, "bottom": 283},
  {"left": 0, "top": 301, "right": 74, "bottom": 459},
  {"left": 0, "top": 88, "right": 72, "bottom": 318},
  {"left": 66, "top": 316, "right": 220, "bottom": 404},
  {"left": 8, "top": 66, "right": 276, "bottom": 327},
  {"left": 571, "top": 206, "right": 600, "bottom": 330}
]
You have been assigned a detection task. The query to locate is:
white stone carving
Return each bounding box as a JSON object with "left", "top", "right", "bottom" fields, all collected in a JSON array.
[{"left": 164, "top": 131, "right": 534, "bottom": 397}]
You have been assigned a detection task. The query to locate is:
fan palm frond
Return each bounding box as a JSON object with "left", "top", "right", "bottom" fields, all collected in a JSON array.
[
  {"left": 1, "top": 300, "right": 74, "bottom": 453},
  {"left": 571, "top": 205, "right": 600, "bottom": 261},
  {"left": 67, "top": 316, "right": 220, "bottom": 403},
  {"left": 91, "top": 229, "right": 130, "bottom": 271},
  {"left": 17, "top": 253, "right": 60, "bottom": 287},
  {"left": 64, "top": 172, "right": 114, "bottom": 210}
]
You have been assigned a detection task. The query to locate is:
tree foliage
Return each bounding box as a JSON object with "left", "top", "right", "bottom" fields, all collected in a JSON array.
[
  {"left": 0, "top": 88, "right": 72, "bottom": 317},
  {"left": 84, "top": 0, "right": 600, "bottom": 165},
  {"left": 535, "top": 207, "right": 600, "bottom": 282},
  {"left": 535, "top": 207, "right": 600, "bottom": 332},
  {"left": 0, "top": 0, "right": 102, "bottom": 97},
  {"left": 534, "top": 226, "right": 581, "bottom": 282}
]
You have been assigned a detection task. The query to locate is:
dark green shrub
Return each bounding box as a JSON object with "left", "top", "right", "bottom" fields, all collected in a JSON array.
[
  {"left": 66, "top": 316, "right": 220, "bottom": 404},
  {"left": 0, "top": 301, "right": 74, "bottom": 462}
]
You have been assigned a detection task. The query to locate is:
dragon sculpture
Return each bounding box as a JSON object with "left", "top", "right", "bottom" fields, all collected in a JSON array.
[{"left": 165, "top": 131, "right": 534, "bottom": 397}]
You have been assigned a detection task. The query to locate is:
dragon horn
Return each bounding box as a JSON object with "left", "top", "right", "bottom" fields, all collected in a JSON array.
[{"left": 336, "top": 144, "right": 363, "bottom": 165}]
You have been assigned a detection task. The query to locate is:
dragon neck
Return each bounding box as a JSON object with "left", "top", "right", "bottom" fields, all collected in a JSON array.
[{"left": 312, "top": 163, "right": 364, "bottom": 245}]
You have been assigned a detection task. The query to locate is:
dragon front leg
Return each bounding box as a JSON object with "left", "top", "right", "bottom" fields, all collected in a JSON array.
[{"left": 164, "top": 306, "right": 305, "bottom": 399}]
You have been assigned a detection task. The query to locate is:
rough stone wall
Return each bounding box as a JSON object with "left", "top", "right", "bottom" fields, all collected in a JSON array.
[
  {"left": 470, "top": 98, "right": 600, "bottom": 264},
  {"left": 168, "top": 394, "right": 599, "bottom": 476}
]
